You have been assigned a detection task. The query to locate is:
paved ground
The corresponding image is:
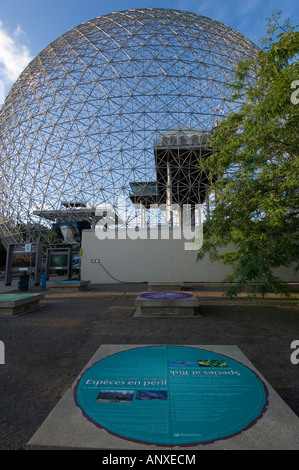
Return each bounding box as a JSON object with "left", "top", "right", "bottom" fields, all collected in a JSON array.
[{"left": 0, "top": 279, "right": 298, "bottom": 450}]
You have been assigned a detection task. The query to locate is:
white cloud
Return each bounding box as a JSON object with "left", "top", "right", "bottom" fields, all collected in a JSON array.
[{"left": 0, "top": 20, "right": 33, "bottom": 84}]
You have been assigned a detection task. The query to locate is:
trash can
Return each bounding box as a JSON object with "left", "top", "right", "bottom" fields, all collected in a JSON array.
[{"left": 18, "top": 273, "right": 29, "bottom": 292}]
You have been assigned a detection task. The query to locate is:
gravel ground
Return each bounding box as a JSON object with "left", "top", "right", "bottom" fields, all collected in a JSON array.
[{"left": 0, "top": 281, "right": 298, "bottom": 450}]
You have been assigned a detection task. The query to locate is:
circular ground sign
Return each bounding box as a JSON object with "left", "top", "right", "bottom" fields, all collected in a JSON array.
[{"left": 74, "top": 346, "right": 268, "bottom": 446}]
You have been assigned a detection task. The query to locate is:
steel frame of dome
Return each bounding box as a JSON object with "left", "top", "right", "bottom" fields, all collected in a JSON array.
[{"left": 0, "top": 8, "right": 259, "bottom": 247}]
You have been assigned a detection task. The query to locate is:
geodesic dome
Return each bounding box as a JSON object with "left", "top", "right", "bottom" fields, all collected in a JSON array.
[{"left": 0, "top": 8, "right": 259, "bottom": 247}]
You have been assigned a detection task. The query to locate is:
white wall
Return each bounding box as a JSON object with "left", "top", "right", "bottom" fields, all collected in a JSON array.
[{"left": 80, "top": 229, "right": 298, "bottom": 284}]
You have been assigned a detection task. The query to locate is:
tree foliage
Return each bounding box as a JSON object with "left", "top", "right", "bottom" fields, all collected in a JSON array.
[{"left": 198, "top": 13, "right": 299, "bottom": 296}]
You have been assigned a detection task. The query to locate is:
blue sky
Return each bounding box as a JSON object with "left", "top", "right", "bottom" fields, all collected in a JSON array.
[{"left": 0, "top": 0, "right": 297, "bottom": 101}]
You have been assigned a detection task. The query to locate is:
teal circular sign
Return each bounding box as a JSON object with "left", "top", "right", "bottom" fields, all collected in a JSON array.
[
  {"left": 74, "top": 346, "right": 268, "bottom": 446},
  {"left": 140, "top": 292, "right": 193, "bottom": 300}
]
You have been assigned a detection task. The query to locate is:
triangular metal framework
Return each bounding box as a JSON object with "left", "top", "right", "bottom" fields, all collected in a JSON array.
[{"left": 0, "top": 8, "right": 259, "bottom": 246}]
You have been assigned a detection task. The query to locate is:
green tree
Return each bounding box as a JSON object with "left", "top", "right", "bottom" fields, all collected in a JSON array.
[{"left": 198, "top": 13, "right": 299, "bottom": 296}]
